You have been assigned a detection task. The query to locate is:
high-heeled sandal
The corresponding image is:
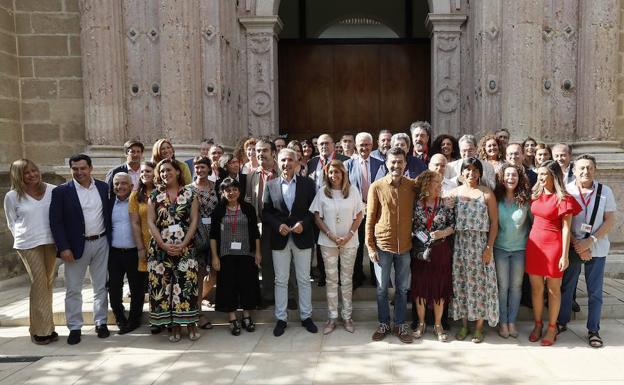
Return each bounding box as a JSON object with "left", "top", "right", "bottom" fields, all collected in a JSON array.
[
  {"left": 229, "top": 319, "right": 242, "bottom": 336},
  {"left": 528, "top": 320, "right": 543, "bottom": 343},
  {"left": 242, "top": 316, "right": 256, "bottom": 332},
  {"left": 471, "top": 329, "right": 484, "bottom": 343},
  {"left": 412, "top": 322, "right": 426, "bottom": 339},
  {"left": 433, "top": 324, "right": 448, "bottom": 342},
  {"left": 540, "top": 324, "right": 558, "bottom": 346},
  {"left": 455, "top": 325, "right": 470, "bottom": 341}
]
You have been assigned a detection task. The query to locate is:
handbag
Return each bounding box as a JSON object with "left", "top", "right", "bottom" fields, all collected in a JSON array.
[
  {"left": 411, "top": 230, "right": 436, "bottom": 262},
  {"left": 569, "top": 183, "right": 602, "bottom": 264}
]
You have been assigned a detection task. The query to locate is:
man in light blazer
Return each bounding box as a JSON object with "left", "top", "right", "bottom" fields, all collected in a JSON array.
[
  {"left": 344, "top": 132, "right": 385, "bottom": 288},
  {"left": 49, "top": 154, "right": 112, "bottom": 345},
  {"left": 263, "top": 148, "right": 318, "bottom": 337}
]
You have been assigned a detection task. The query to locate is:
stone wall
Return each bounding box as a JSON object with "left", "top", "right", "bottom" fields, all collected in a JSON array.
[
  {"left": 617, "top": 0, "right": 624, "bottom": 144},
  {"left": 15, "top": 0, "right": 85, "bottom": 166}
]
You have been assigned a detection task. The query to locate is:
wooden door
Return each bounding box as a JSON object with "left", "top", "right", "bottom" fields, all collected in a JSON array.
[{"left": 278, "top": 42, "right": 430, "bottom": 140}]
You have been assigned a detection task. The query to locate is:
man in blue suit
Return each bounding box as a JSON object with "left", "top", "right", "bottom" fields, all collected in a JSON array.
[
  {"left": 49, "top": 154, "right": 112, "bottom": 345},
  {"left": 344, "top": 132, "right": 385, "bottom": 288}
]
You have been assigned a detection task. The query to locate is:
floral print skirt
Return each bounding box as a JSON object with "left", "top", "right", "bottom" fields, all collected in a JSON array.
[
  {"left": 450, "top": 230, "right": 499, "bottom": 327},
  {"left": 148, "top": 253, "right": 199, "bottom": 326}
]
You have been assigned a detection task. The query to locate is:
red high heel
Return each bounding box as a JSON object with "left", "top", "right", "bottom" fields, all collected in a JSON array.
[
  {"left": 540, "top": 324, "right": 558, "bottom": 346},
  {"left": 528, "top": 320, "right": 543, "bottom": 342}
]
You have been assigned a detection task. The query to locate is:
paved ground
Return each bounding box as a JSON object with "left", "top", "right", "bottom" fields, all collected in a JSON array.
[{"left": 2, "top": 319, "right": 624, "bottom": 385}]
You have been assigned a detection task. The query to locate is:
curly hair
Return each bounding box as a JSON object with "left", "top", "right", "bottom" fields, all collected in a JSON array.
[
  {"left": 494, "top": 162, "right": 530, "bottom": 206},
  {"left": 414, "top": 170, "right": 441, "bottom": 202},
  {"left": 478, "top": 134, "right": 502, "bottom": 161},
  {"left": 430, "top": 134, "right": 459, "bottom": 161}
]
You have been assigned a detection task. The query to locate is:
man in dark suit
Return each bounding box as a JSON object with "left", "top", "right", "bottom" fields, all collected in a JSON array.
[
  {"left": 263, "top": 148, "right": 318, "bottom": 337},
  {"left": 307, "top": 134, "right": 349, "bottom": 286},
  {"left": 344, "top": 132, "right": 385, "bottom": 288},
  {"left": 105, "top": 140, "right": 144, "bottom": 196},
  {"left": 186, "top": 138, "right": 213, "bottom": 180},
  {"left": 49, "top": 154, "right": 112, "bottom": 345},
  {"left": 370, "top": 129, "right": 393, "bottom": 163},
  {"left": 107, "top": 172, "right": 146, "bottom": 335}
]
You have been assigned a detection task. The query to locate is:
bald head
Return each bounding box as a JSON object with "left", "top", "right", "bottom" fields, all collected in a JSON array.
[
  {"left": 317, "top": 134, "right": 335, "bottom": 158},
  {"left": 428, "top": 153, "right": 447, "bottom": 176}
]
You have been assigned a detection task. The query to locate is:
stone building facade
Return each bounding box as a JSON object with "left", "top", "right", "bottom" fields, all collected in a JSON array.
[{"left": 0, "top": 0, "right": 623, "bottom": 279}]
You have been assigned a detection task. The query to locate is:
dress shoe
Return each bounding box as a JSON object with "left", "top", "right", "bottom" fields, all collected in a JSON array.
[
  {"left": 343, "top": 319, "right": 355, "bottom": 333},
  {"left": 273, "top": 320, "right": 287, "bottom": 337},
  {"left": 96, "top": 324, "right": 110, "bottom": 338},
  {"left": 67, "top": 329, "right": 81, "bottom": 345},
  {"left": 301, "top": 318, "right": 318, "bottom": 333},
  {"left": 47, "top": 331, "right": 59, "bottom": 342},
  {"left": 118, "top": 322, "right": 140, "bottom": 335},
  {"left": 322, "top": 319, "right": 336, "bottom": 335}
]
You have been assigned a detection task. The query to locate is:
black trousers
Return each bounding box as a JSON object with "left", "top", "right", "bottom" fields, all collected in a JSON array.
[
  {"left": 108, "top": 247, "right": 147, "bottom": 326},
  {"left": 216, "top": 254, "right": 260, "bottom": 312}
]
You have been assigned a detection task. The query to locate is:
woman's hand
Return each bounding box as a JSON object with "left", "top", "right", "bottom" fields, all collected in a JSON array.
[
  {"left": 558, "top": 255, "right": 569, "bottom": 272},
  {"left": 212, "top": 255, "right": 221, "bottom": 272},
  {"left": 163, "top": 243, "right": 180, "bottom": 256},
  {"left": 255, "top": 251, "right": 262, "bottom": 267},
  {"left": 430, "top": 230, "right": 444, "bottom": 241},
  {"left": 481, "top": 247, "right": 493, "bottom": 264}
]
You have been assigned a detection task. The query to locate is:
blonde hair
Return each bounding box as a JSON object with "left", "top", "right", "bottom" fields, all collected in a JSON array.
[
  {"left": 322, "top": 160, "right": 350, "bottom": 199},
  {"left": 9, "top": 159, "right": 44, "bottom": 200},
  {"left": 532, "top": 160, "right": 567, "bottom": 202},
  {"left": 151, "top": 138, "right": 175, "bottom": 163}
]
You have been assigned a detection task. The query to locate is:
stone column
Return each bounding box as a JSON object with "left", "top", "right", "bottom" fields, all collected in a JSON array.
[
  {"left": 79, "top": 0, "right": 126, "bottom": 145},
  {"left": 576, "top": 0, "right": 619, "bottom": 142},
  {"left": 240, "top": 16, "right": 283, "bottom": 138},
  {"left": 159, "top": 0, "right": 202, "bottom": 143},
  {"left": 426, "top": 13, "right": 466, "bottom": 138}
]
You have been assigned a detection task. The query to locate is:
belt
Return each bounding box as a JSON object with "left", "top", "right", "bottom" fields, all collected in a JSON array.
[
  {"left": 84, "top": 232, "right": 106, "bottom": 241},
  {"left": 111, "top": 247, "right": 137, "bottom": 252}
]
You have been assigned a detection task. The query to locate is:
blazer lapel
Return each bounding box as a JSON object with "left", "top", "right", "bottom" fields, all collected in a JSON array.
[{"left": 68, "top": 180, "right": 86, "bottom": 228}]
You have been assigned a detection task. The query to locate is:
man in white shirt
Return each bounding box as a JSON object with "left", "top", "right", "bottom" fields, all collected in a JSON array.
[
  {"left": 429, "top": 153, "right": 457, "bottom": 196},
  {"left": 558, "top": 154, "right": 616, "bottom": 348},
  {"left": 445, "top": 135, "right": 496, "bottom": 189},
  {"left": 107, "top": 172, "right": 146, "bottom": 335},
  {"left": 49, "top": 154, "right": 111, "bottom": 345},
  {"left": 552, "top": 143, "right": 575, "bottom": 185}
]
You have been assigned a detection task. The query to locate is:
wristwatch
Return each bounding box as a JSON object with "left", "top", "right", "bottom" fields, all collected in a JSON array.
[{"left": 590, "top": 235, "right": 598, "bottom": 243}]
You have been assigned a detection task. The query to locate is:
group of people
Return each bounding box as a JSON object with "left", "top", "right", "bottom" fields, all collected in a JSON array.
[{"left": 3, "top": 123, "right": 616, "bottom": 349}]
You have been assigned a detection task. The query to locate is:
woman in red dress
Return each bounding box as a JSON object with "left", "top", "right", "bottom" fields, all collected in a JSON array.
[{"left": 525, "top": 160, "right": 581, "bottom": 346}]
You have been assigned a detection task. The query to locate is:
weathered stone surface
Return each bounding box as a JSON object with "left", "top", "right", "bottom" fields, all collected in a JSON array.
[
  {"left": 15, "top": 0, "right": 62, "bottom": 12},
  {"left": 33, "top": 57, "right": 81, "bottom": 77},
  {"left": 69, "top": 35, "right": 80, "bottom": 55},
  {"left": 0, "top": 142, "right": 21, "bottom": 164},
  {"left": 59, "top": 79, "right": 82, "bottom": 98},
  {"left": 0, "top": 74, "right": 18, "bottom": 98},
  {"left": 0, "top": 7, "right": 15, "bottom": 34},
  {"left": 0, "top": 30, "right": 16, "bottom": 54},
  {"left": 0, "top": 120, "right": 21, "bottom": 142},
  {"left": 0, "top": 51, "right": 17, "bottom": 76},
  {"left": 23, "top": 123, "right": 60, "bottom": 142},
  {"left": 61, "top": 121, "right": 85, "bottom": 141},
  {"left": 30, "top": 13, "right": 80, "bottom": 34},
  {"left": 21, "top": 101, "right": 50, "bottom": 121},
  {"left": 20, "top": 78, "right": 58, "bottom": 99},
  {"left": 0, "top": 98, "right": 19, "bottom": 120},
  {"left": 18, "top": 57, "right": 32, "bottom": 77},
  {"left": 18, "top": 35, "right": 68, "bottom": 56},
  {"left": 64, "top": 0, "right": 80, "bottom": 12},
  {"left": 49, "top": 99, "right": 84, "bottom": 124},
  {"left": 13, "top": 13, "right": 31, "bottom": 34}
]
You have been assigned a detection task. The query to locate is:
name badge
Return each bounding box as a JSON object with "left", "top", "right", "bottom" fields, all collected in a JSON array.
[
  {"left": 231, "top": 242, "right": 242, "bottom": 250},
  {"left": 415, "top": 231, "right": 430, "bottom": 243},
  {"left": 581, "top": 223, "right": 593, "bottom": 233},
  {"left": 168, "top": 224, "right": 181, "bottom": 233},
  {"left": 201, "top": 217, "right": 211, "bottom": 225}
]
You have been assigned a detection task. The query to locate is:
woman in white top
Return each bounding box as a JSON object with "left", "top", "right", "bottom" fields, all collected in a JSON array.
[
  {"left": 3, "top": 159, "right": 57, "bottom": 345},
  {"left": 309, "top": 160, "right": 364, "bottom": 334}
]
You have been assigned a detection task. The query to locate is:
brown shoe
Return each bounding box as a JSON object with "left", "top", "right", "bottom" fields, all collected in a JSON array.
[
  {"left": 372, "top": 323, "right": 391, "bottom": 341},
  {"left": 396, "top": 324, "right": 413, "bottom": 344},
  {"left": 343, "top": 319, "right": 355, "bottom": 333}
]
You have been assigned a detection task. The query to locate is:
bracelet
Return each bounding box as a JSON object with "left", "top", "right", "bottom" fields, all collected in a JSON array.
[
  {"left": 590, "top": 235, "right": 598, "bottom": 243},
  {"left": 349, "top": 230, "right": 356, "bottom": 236}
]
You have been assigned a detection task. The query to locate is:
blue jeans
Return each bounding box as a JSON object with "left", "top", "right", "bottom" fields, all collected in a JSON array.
[
  {"left": 559, "top": 257, "right": 606, "bottom": 332},
  {"left": 494, "top": 248, "right": 524, "bottom": 324},
  {"left": 376, "top": 249, "right": 411, "bottom": 325}
]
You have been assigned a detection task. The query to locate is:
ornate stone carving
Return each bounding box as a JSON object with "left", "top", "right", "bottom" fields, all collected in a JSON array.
[
  {"left": 251, "top": 91, "right": 271, "bottom": 116},
  {"left": 249, "top": 33, "right": 271, "bottom": 54},
  {"left": 127, "top": 27, "right": 139, "bottom": 43},
  {"left": 542, "top": 26, "right": 553, "bottom": 41},
  {"left": 437, "top": 34, "right": 458, "bottom": 52},
  {"left": 202, "top": 25, "right": 216, "bottom": 41},
  {"left": 436, "top": 87, "right": 459, "bottom": 113},
  {"left": 487, "top": 26, "right": 499, "bottom": 40},
  {"left": 486, "top": 76, "right": 499, "bottom": 94}
]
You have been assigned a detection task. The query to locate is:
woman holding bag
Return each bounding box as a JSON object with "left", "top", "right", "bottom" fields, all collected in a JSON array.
[{"left": 410, "top": 170, "right": 455, "bottom": 342}]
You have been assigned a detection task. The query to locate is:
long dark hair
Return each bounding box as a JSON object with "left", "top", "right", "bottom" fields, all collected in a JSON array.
[
  {"left": 137, "top": 161, "right": 156, "bottom": 203},
  {"left": 494, "top": 162, "right": 529, "bottom": 206},
  {"left": 532, "top": 160, "right": 567, "bottom": 202}
]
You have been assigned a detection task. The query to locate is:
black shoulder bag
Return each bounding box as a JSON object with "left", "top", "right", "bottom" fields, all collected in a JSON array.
[{"left": 568, "top": 183, "right": 602, "bottom": 264}]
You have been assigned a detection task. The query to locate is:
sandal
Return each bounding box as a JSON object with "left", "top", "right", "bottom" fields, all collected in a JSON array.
[
  {"left": 588, "top": 331, "right": 603, "bottom": 348},
  {"left": 229, "top": 319, "right": 242, "bottom": 336},
  {"left": 198, "top": 318, "right": 213, "bottom": 330},
  {"left": 412, "top": 322, "right": 426, "bottom": 339},
  {"left": 242, "top": 316, "right": 256, "bottom": 332},
  {"left": 168, "top": 326, "right": 181, "bottom": 343},
  {"left": 471, "top": 329, "right": 484, "bottom": 344},
  {"left": 455, "top": 325, "right": 470, "bottom": 341},
  {"left": 433, "top": 324, "right": 448, "bottom": 342},
  {"left": 540, "top": 324, "right": 558, "bottom": 346},
  {"left": 528, "top": 320, "right": 543, "bottom": 343},
  {"left": 188, "top": 324, "right": 201, "bottom": 341}
]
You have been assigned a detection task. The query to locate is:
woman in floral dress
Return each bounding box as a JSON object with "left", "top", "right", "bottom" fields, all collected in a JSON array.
[
  {"left": 147, "top": 159, "right": 200, "bottom": 342},
  {"left": 449, "top": 158, "right": 499, "bottom": 343}
]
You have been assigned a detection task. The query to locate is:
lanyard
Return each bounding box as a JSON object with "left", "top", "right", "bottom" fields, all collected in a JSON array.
[
  {"left": 423, "top": 197, "right": 439, "bottom": 230},
  {"left": 227, "top": 204, "right": 240, "bottom": 234},
  {"left": 577, "top": 184, "right": 595, "bottom": 222}
]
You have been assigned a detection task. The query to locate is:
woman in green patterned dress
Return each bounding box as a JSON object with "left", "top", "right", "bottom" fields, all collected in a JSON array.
[{"left": 147, "top": 158, "right": 200, "bottom": 342}]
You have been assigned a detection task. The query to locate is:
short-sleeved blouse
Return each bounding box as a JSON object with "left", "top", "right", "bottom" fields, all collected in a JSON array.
[
  {"left": 309, "top": 186, "right": 364, "bottom": 248},
  {"left": 128, "top": 189, "right": 152, "bottom": 250}
]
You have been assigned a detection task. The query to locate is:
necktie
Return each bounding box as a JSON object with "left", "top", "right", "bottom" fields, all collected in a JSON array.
[{"left": 361, "top": 158, "right": 369, "bottom": 203}]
